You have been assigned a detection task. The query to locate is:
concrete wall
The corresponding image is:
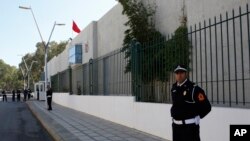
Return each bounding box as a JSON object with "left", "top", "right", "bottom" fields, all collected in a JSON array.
[
  {"left": 47, "top": 21, "right": 97, "bottom": 77},
  {"left": 185, "top": 0, "right": 250, "bottom": 107},
  {"left": 53, "top": 93, "right": 250, "bottom": 141},
  {"left": 70, "top": 21, "right": 97, "bottom": 64},
  {"left": 97, "top": 4, "right": 128, "bottom": 57},
  {"left": 47, "top": 0, "right": 250, "bottom": 76},
  {"left": 186, "top": 0, "right": 250, "bottom": 26}
]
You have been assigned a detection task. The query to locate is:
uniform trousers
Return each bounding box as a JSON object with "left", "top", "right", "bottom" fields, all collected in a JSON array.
[
  {"left": 47, "top": 97, "right": 52, "bottom": 110},
  {"left": 172, "top": 123, "right": 200, "bottom": 141}
]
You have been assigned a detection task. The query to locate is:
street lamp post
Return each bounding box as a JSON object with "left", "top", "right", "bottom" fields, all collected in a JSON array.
[
  {"left": 19, "top": 65, "right": 26, "bottom": 90},
  {"left": 44, "top": 22, "right": 65, "bottom": 90},
  {"left": 19, "top": 5, "right": 65, "bottom": 88},
  {"left": 19, "top": 6, "right": 46, "bottom": 47},
  {"left": 19, "top": 5, "right": 65, "bottom": 107},
  {"left": 27, "top": 61, "right": 38, "bottom": 89},
  {"left": 18, "top": 55, "right": 38, "bottom": 90}
]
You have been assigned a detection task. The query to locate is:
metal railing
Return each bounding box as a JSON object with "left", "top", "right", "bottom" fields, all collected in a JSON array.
[{"left": 51, "top": 4, "right": 250, "bottom": 108}]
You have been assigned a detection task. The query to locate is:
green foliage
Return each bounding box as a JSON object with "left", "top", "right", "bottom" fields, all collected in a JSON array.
[
  {"left": 118, "top": 0, "right": 161, "bottom": 73},
  {"left": 19, "top": 41, "right": 67, "bottom": 88},
  {"left": 132, "top": 25, "right": 191, "bottom": 83},
  {"left": 119, "top": 0, "right": 191, "bottom": 83},
  {"left": 0, "top": 59, "right": 23, "bottom": 90}
]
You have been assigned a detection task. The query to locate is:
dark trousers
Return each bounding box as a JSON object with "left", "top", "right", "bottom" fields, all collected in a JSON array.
[
  {"left": 37, "top": 92, "right": 39, "bottom": 100},
  {"left": 172, "top": 123, "right": 200, "bottom": 141},
  {"left": 24, "top": 94, "right": 27, "bottom": 101},
  {"left": 17, "top": 94, "right": 20, "bottom": 101},
  {"left": 47, "top": 97, "right": 52, "bottom": 110},
  {"left": 3, "top": 95, "right": 7, "bottom": 102},
  {"left": 12, "top": 94, "right": 15, "bottom": 101}
]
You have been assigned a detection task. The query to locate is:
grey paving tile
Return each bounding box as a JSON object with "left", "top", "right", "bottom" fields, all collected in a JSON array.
[
  {"left": 29, "top": 101, "right": 169, "bottom": 141},
  {"left": 108, "top": 136, "right": 123, "bottom": 141},
  {"left": 87, "top": 132, "right": 100, "bottom": 137},
  {"left": 126, "top": 137, "right": 141, "bottom": 141},
  {"left": 92, "top": 136, "right": 108, "bottom": 141}
]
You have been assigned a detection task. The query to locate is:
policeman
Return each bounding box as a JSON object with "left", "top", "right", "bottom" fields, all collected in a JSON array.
[
  {"left": 17, "top": 89, "right": 21, "bottom": 102},
  {"left": 2, "top": 90, "right": 7, "bottom": 102},
  {"left": 23, "top": 88, "right": 28, "bottom": 101},
  {"left": 171, "top": 65, "right": 211, "bottom": 141},
  {"left": 28, "top": 88, "right": 32, "bottom": 100},
  {"left": 46, "top": 85, "right": 53, "bottom": 111},
  {"left": 12, "top": 89, "right": 16, "bottom": 102}
]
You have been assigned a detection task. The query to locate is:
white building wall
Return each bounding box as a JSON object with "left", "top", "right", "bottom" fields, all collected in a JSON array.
[
  {"left": 97, "top": 4, "right": 128, "bottom": 57},
  {"left": 69, "top": 21, "right": 97, "bottom": 64},
  {"left": 47, "top": 0, "right": 250, "bottom": 75},
  {"left": 186, "top": 0, "right": 250, "bottom": 26},
  {"left": 47, "top": 21, "right": 97, "bottom": 78},
  {"left": 53, "top": 93, "right": 250, "bottom": 141}
]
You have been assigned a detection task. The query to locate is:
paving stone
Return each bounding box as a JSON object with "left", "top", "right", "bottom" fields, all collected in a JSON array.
[{"left": 27, "top": 101, "right": 169, "bottom": 141}]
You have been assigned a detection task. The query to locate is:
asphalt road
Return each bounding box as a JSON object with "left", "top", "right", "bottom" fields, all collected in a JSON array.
[{"left": 0, "top": 96, "right": 53, "bottom": 141}]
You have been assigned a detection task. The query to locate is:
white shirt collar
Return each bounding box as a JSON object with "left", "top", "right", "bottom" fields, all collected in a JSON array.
[{"left": 177, "top": 79, "right": 187, "bottom": 87}]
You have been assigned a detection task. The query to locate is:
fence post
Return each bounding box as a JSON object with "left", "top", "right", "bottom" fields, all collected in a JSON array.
[
  {"left": 57, "top": 72, "right": 60, "bottom": 92},
  {"left": 89, "top": 59, "right": 93, "bottom": 95},
  {"left": 131, "top": 39, "right": 141, "bottom": 101},
  {"left": 68, "top": 66, "right": 72, "bottom": 95}
]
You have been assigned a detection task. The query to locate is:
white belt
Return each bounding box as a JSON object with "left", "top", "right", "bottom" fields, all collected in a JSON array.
[
  {"left": 47, "top": 96, "right": 52, "bottom": 98},
  {"left": 173, "top": 116, "right": 200, "bottom": 125}
]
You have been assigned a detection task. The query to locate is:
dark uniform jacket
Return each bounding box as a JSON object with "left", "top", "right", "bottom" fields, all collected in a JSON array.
[
  {"left": 46, "top": 89, "right": 53, "bottom": 98},
  {"left": 171, "top": 79, "right": 211, "bottom": 120}
]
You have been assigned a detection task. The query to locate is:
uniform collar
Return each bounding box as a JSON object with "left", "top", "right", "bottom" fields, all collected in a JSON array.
[{"left": 177, "top": 79, "right": 188, "bottom": 87}]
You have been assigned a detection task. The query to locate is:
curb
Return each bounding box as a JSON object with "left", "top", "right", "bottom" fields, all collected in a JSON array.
[{"left": 27, "top": 101, "right": 63, "bottom": 141}]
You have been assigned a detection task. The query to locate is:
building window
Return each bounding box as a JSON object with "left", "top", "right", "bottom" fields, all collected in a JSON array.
[{"left": 69, "top": 44, "right": 82, "bottom": 64}]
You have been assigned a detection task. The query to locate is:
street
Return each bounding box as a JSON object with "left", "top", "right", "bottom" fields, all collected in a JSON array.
[{"left": 0, "top": 96, "right": 53, "bottom": 141}]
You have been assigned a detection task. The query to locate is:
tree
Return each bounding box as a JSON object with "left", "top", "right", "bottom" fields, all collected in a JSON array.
[
  {"left": 18, "top": 41, "right": 67, "bottom": 89},
  {"left": 119, "top": 0, "right": 163, "bottom": 73},
  {"left": 0, "top": 59, "right": 22, "bottom": 90},
  {"left": 119, "top": 0, "right": 190, "bottom": 83}
]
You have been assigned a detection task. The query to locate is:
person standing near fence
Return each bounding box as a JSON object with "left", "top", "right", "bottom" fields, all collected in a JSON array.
[
  {"left": 2, "top": 90, "right": 7, "bottom": 102},
  {"left": 23, "top": 88, "right": 28, "bottom": 101},
  {"left": 12, "top": 89, "right": 16, "bottom": 102},
  {"left": 171, "top": 65, "right": 211, "bottom": 141},
  {"left": 17, "top": 89, "right": 21, "bottom": 102},
  {"left": 46, "top": 85, "right": 53, "bottom": 111},
  {"left": 28, "top": 88, "right": 31, "bottom": 100}
]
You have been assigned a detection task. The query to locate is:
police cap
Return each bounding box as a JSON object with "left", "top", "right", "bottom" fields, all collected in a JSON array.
[{"left": 174, "top": 64, "right": 188, "bottom": 73}]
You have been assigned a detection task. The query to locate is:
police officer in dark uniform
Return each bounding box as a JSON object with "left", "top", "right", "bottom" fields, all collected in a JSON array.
[
  {"left": 46, "top": 85, "right": 53, "bottom": 111},
  {"left": 23, "top": 88, "right": 28, "bottom": 101},
  {"left": 12, "top": 89, "right": 16, "bottom": 102},
  {"left": 17, "top": 89, "right": 21, "bottom": 102},
  {"left": 171, "top": 65, "right": 211, "bottom": 141},
  {"left": 28, "top": 88, "right": 32, "bottom": 100},
  {"left": 2, "top": 90, "right": 7, "bottom": 102}
]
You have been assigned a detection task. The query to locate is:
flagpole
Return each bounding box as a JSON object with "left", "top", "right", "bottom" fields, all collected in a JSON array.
[{"left": 72, "top": 20, "right": 74, "bottom": 38}]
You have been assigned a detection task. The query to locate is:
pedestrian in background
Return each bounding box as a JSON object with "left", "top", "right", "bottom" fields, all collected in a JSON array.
[
  {"left": 36, "top": 87, "right": 40, "bottom": 100},
  {"left": 28, "top": 88, "right": 32, "bottom": 100},
  {"left": 2, "top": 90, "right": 7, "bottom": 102},
  {"left": 12, "top": 89, "right": 16, "bottom": 102},
  {"left": 17, "top": 89, "right": 21, "bottom": 102},
  {"left": 23, "top": 88, "right": 28, "bottom": 101}
]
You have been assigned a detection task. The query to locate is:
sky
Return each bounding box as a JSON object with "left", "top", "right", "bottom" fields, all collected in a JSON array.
[{"left": 0, "top": 0, "right": 118, "bottom": 67}]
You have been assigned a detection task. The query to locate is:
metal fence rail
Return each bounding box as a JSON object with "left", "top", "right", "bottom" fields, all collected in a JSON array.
[
  {"left": 51, "top": 68, "right": 71, "bottom": 92},
  {"left": 188, "top": 4, "right": 250, "bottom": 108},
  {"left": 51, "top": 4, "right": 250, "bottom": 108}
]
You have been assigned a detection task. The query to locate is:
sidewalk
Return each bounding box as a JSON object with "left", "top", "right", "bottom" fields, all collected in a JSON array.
[{"left": 27, "top": 101, "right": 169, "bottom": 141}]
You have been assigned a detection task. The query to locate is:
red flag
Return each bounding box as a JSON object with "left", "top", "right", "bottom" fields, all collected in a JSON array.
[{"left": 72, "top": 20, "right": 81, "bottom": 33}]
